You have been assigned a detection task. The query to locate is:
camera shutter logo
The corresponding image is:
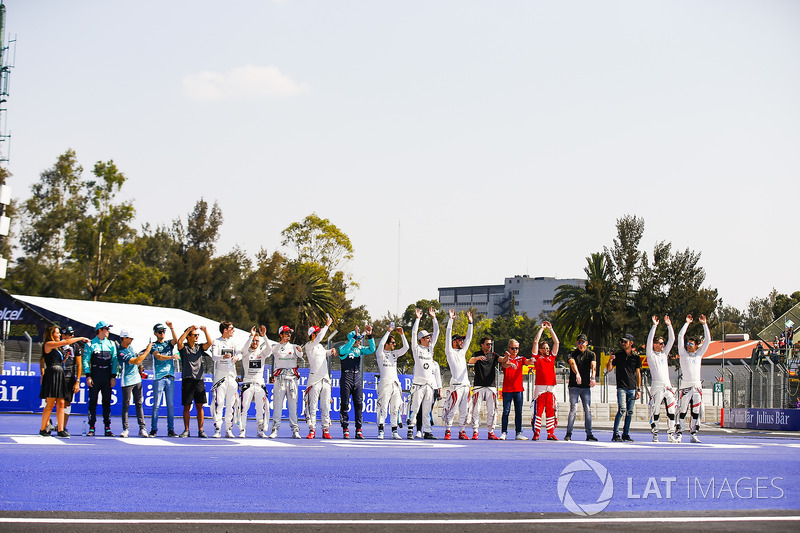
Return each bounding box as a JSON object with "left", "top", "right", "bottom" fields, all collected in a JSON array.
[{"left": 557, "top": 459, "right": 614, "bottom": 516}]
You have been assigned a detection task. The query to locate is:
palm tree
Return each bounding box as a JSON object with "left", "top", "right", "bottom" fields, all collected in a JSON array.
[{"left": 553, "top": 252, "right": 618, "bottom": 352}]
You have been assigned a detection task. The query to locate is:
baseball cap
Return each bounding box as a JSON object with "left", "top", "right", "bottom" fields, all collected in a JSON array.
[
  {"left": 278, "top": 325, "right": 294, "bottom": 335},
  {"left": 452, "top": 334, "right": 466, "bottom": 342},
  {"left": 119, "top": 328, "right": 134, "bottom": 339},
  {"left": 418, "top": 329, "right": 432, "bottom": 341},
  {"left": 153, "top": 323, "right": 167, "bottom": 333},
  {"left": 577, "top": 334, "right": 588, "bottom": 342},
  {"left": 60, "top": 326, "right": 74, "bottom": 335},
  {"left": 621, "top": 333, "right": 635, "bottom": 342},
  {"left": 308, "top": 326, "right": 321, "bottom": 337},
  {"left": 95, "top": 321, "right": 112, "bottom": 330}
]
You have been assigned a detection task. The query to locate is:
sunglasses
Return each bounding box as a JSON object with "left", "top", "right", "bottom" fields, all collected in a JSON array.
[
  {"left": 509, "top": 347, "right": 519, "bottom": 351},
  {"left": 187, "top": 333, "right": 198, "bottom": 337}
]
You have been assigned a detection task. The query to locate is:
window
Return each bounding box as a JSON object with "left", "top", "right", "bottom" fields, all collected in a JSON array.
[{"left": 543, "top": 299, "right": 553, "bottom": 306}]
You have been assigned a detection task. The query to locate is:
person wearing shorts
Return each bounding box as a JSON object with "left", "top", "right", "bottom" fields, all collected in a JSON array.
[{"left": 177, "top": 325, "right": 213, "bottom": 438}]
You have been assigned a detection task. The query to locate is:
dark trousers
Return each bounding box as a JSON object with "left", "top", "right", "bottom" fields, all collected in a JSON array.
[
  {"left": 340, "top": 374, "right": 363, "bottom": 429},
  {"left": 88, "top": 371, "right": 112, "bottom": 428},
  {"left": 122, "top": 383, "right": 145, "bottom": 431}
]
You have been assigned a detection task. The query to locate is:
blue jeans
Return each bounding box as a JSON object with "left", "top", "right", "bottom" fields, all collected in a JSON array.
[
  {"left": 613, "top": 388, "right": 636, "bottom": 437},
  {"left": 567, "top": 387, "right": 592, "bottom": 436},
  {"left": 501, "top": 391, "right": 523, "bottom": 435},
  {"left": 150, "top": 376, "right": 175, "bottom": 433}
]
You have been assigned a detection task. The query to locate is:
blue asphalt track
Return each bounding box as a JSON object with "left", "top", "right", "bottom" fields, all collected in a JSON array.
[{"left": 1, "top": 414, "right": 798, "bottom": 516}]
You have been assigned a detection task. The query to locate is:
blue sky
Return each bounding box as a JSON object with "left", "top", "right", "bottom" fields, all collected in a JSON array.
[{"left": 3, "top": 0, "right": 799, "bottom": 318}]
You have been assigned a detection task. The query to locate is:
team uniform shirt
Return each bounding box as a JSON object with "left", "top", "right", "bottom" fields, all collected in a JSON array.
[
  {"left": 678, "top": 323, "right": 710, "bottom": 388},
  {"left": 376, "top": 330, "right": 409, "bottom": 385},
  {"left": 118, "top": 345, "right": 143, "bottom": 387},
  {"left": 339, "top": 334, "right": 376, "bottom": 372},
  {"left": 62, "top": 344, "right": 78, "bottom": 379},
  {"left": 210, "top": 336, "right": 240, "bottom": 381},
  {"left": 152, "top": 340, "right": 176, "bottom": 380},
  {"left": 472, "top": 351, "right": 500, "bottom": 387},
  {"left": 241, "top": 336, "right": 272, "bottom": 385},
  {"left": 305, "top": 327, "right": 332, "bottom": 385},
  {"left": 272, "top": 341, "right": 303, "bottom": 370},
  {"left": 568, "top": 349, "right": 596, "bottom": 388},
  {"left": 180, "top": 344, "right": 205, "bottom": 380},
  {"left": 646, "top": 323, "right": 675, "bottom": 386},
  {"left": 411, "top": 318, "right": 439, "bottom": 386},
  {"left": 444, "top": 319, "right": 473, "bottom": 385},
  {"left": 82, "top": 338, "right": 119, "bottom": 377},
  {"left": 501, "top": 355, "right": 527, "bottom": 393},
  {"left": 532, "top": 353, "right": 557, "bottom": 386},
  {"left": 610, "top": 350, "right": 641, "bottom": 390}
]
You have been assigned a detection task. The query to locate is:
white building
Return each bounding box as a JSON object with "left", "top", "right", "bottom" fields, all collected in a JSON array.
[{"left": 438, "top": 275, "right": 584, "bottom": 319}]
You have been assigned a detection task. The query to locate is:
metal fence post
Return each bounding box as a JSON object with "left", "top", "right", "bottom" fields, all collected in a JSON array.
[{"left": 24, "top": 331, "right": 32, "bottom": 375}]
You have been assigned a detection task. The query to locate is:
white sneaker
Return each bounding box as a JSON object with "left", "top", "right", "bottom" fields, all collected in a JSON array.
[
  {"left": 392, "top": 431, "right": 402, "bottom": 440},
  {"left": 416, "top": 430, "right": 422, "bottom": 439},
  {"left": 652, "top": 434, "right": 659, "bottom": 443},
  {"left": 120, "top": 429, "right": 129, "bottom": 438},
  {"left": 378, "top": 430, "right": 384, "bottom": 440},
  {"left": 515, "top": 433, "right": 528, "bottom": 441},
  {"left": 138, "top": 428, "right": 148, "bottom": 438},
  {"left": 292, "top": 430, "right": 301, "bottom": 439},
  {"left": 258, "top": 430, "right": 266, "bottom": 438},
  {"left": 499, "top": 432, "right": 507, "bottom": 440},
  {"left": 690, "top": 434, "right": 701, "bottom": 443},
  {"left": 213, "top": 429, "right": 221, "bottom": 438},
  {"left": 225, "top": 430, "right": 235, "bottom": 438},
  {"left": 673, "top": 434, "right": 683, "bottom": 443},
  {"left": 268, "top": 429, "right": 278, "bottom": 439},
  {"left": 239, "top": 432, "right": 246, "bottom": 438}
]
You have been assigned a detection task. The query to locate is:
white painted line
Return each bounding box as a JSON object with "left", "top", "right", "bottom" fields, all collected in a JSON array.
[
  {"left": 10, "top": 436, "right": 68, "bottom": 445},
  {"left": 117, "top": 438, "right": 183, "bottom": 446},
  {"left": 229, "top": 439, "right": 293, "bottom": 447},
  {"left": 0, "top": 516, "right": 797, "bottom": 525}
]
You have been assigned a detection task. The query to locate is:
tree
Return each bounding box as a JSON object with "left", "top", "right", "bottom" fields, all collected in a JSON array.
[
  {"left": 553, "top": 252, "right": 618, "bottom": 352},
  {"left": 281, "top": 213, "right": 354, "bottom": 274},
  {"left": 70, "top": 160, "right": 136, "bottom": 300},
  {"left": 604, "top": 214, "right": 645, "bottom": 333},
  {"left": 19, "top": 149, "right": 86, "bottom": 267},
  {"left": 743, "top": 293, "right": 777, "bottom": 339},
  {"left": 773, "top": 291, "right": 800, "bottom": 320}
]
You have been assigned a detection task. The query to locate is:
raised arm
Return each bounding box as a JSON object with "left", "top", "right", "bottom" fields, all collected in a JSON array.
[
  {"left": 646, "top": 316, "right": 658, "bottom": 358},
  {"left": 464, "top": 311, "right": 474, "bottom": 349},
  {"left": 664, "top": 316, "right": 675, "bottom": 355},
  {"left": 429, "top": 308, "right": 440, "bottom": 348},
  {"left": 677, "top": 315, "right": 691, "bottom": 357},
  {"left": 549, "top": 323, "right": 559, "bottom": 357},
  {"left": 697, "top": 315, "right": 711, "bottom": 357}
]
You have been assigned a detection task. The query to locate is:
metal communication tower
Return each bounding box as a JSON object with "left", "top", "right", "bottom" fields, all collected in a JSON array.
[{"left": 0, "top": 1, "right": 16, "bottom": 163}]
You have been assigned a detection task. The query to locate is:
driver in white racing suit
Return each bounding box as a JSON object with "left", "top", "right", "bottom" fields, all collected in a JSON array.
[
  {"left": 210, "top": 321, "right": 241, "bottom": 438},
  {"left": 441, "top": 309, "right": 473, "bottom": 440},
  {"left": 677, "top": 314, "right": 710, "bottom": 443},
  {"left": 408, "top": 307, "right": 440, "bottom": 440},
  {"left": 239, "top": 326, "right": 274, "bottom": 438},
  {"left": 304, "top": 316, "right": 336, "bottom": 439},
  {"left": 646, "top": 315, "right": 677, "bottom": 443},
  {"left": 269, "top": 325, "right": 304, "bottom": 439},
  {"left": 376, "top": 324, "right": 409, "bottom": 440}
]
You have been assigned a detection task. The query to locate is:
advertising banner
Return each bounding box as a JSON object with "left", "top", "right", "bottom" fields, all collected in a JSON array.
[{"left": 723, "top": 408, "right": 800, "bottom": 431}]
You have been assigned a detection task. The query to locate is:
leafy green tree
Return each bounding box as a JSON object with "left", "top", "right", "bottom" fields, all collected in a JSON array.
[
  {"left": 71, "top": 160, "right": 136, "bottom": 300},
  {"left": 604, "top": 214, "right": 645, "bottom": 333},
  {"left": 554, "top": 252, "right": 618, "bottom": 352},
  {"left": 773, "top": 291, "right": 800, "bottom": 320},
  {"left": 19, "top": 149, "right": 87, "bottom": 267},
  {"left": 634, "top": 241, "right": 717, "bottom": 341},
  {"left": 743, "top": 293, "right": 777, "bottom": 339},
  {"left": 281, "top": 213, "right": 354, "bottom": 273},
  {"left": 710, "top": 303, "right": 745, "bottom": 339}
]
